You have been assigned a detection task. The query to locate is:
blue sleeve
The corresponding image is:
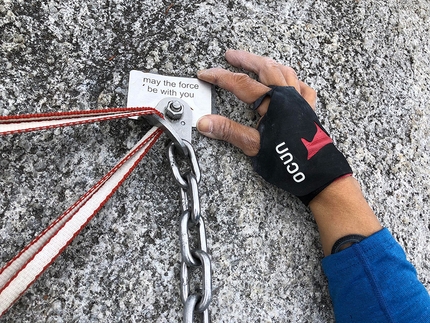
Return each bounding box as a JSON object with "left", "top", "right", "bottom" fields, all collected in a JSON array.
[{"left": 322, "top": 228, "right": 430, "bottom": 323}]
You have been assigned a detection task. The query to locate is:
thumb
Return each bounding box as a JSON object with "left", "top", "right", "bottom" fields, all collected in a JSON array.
[{"left": 197, "top": 115, "right": 260, "bottom": 156}]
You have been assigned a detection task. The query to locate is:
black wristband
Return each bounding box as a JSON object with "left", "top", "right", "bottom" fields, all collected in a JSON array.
[
  {"left": 251, "top": 86, "right": 352, "bottom": 205},
  {"left": 331, "top": 234, "right": 367, "bottom": 254}
]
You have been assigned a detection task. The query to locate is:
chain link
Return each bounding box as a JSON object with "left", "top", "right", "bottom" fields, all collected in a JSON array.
[{"left": 168, "top": 141, "right": 212, "bottom": 323}]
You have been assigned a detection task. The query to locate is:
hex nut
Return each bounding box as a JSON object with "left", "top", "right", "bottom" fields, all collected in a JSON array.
[{"left": 165, "top": 100, "right": 184, "bottom": 120}]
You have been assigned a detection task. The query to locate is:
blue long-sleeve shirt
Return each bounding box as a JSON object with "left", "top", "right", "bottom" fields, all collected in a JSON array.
[{"left": 322, "top": 228, "right": 430, "bottom": 322}]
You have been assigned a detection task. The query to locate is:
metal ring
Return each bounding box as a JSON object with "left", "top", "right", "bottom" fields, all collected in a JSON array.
[
  {"left": 168, "top": 143, "right": 188, "bottom": 188},
  {"left": 180, "top": 187, "right": 189, "bottom": 213},
  {"left": 167, "top": 141, "right": 201, "bottom": 190},
  {"left": 197, "top": 216, "right": 207, "bottom": 253},
  {"left": 187, "top": 172, "right": 201, "bottom": 224},
  {"left": 202, "top": 309, "right": 210, "bottom": 323},
  {"left": 192, "top": 250, "right": 212, "bottom": 313},
  {"left": 180, "top": 211, "right": 201, "bottom": 267},
  {"left": 180, "top": 261, "right": 190, "bottom": 305},
  {"left": 183, "top": 141, "right": 201, "bottom": 183},
  {"left": 183, "top": 294, "right": 200, "bottom": 323}
]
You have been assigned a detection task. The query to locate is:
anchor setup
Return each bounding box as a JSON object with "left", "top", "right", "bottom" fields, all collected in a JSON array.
[{"left": 0, "top": 98, "right": 212, "bottom": 322}]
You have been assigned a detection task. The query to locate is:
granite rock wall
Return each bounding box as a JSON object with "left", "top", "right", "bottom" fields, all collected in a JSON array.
[{"left": 1, "top": 0, "right": 429, "bottom": 322}]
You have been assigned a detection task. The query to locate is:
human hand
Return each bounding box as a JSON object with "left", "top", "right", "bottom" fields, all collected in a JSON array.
[
  {"left": 196, "top": 49, "right": 317, "bottom": 156},
  {"left": 197, "top": 50, "right": 352, "bottom": 205},
  {"left": 197, "top": 50, "right": 380, "bottom": 253}
]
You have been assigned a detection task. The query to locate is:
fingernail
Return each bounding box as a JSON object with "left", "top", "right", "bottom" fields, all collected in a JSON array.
[{"left": 197, "top": 116, "right": 213, "bottom": 134}]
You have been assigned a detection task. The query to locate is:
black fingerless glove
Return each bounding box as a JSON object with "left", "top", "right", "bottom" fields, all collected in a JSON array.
[{"left": 251, "top": 86, "right": 352, "bottom": 205}]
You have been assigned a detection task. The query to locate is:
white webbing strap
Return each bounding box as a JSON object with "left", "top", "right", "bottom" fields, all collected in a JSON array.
[
  {"left": 0, "top": 108, "right": 163, "bottom": 316},
  {"left": 0, "top": 107, "right": 162, "bottom": 135}
]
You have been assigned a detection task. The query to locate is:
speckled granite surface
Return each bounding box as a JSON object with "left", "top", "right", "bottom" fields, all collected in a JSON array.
[{"left": 1, "top": 0, "right": 429, "bottom": 322}]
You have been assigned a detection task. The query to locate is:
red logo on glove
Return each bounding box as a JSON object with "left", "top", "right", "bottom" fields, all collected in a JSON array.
[{"left": 301, "top": 123, "right": 333, "bottom": 160}]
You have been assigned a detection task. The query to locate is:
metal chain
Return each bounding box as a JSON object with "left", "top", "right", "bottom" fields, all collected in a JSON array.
[{"left": 167, "top": 141, "right": 212, "bottom": 323}]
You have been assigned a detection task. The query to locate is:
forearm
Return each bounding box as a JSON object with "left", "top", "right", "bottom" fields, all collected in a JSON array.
[{"left": 309, "top": 176, "right": 382, "bottom": 256}]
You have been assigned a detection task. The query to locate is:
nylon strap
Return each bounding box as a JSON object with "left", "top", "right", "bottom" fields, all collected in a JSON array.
[
  {"left": 0, "top": 107, "right": 163, "bottom": 316},
  {"left": 0, "top": 107, "right": 162, "bottom": 135}
]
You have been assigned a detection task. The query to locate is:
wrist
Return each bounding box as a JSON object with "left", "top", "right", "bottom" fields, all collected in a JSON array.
[{"left": 309, "top": 176, "right": 382, "bottom": 256}]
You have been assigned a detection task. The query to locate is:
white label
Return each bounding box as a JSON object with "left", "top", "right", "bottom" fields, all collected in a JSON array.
[{"left": 127, "top": 71, "right": 213, "bottom": 126}]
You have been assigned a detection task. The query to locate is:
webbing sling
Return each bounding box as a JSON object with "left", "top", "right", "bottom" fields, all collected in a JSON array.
[{"left": 0, "top": 107, "right": 163, "bottom": 316}]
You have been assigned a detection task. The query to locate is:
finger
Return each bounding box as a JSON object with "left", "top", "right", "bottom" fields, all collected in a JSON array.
[
  {"left": 254, "top": 97, "right": 270, "bottom": 116},
  {"left": 197, "top": 115, "right": 260, "bottom": 156},
  {"left": 279, "top": 65, "right": 301, "bottom": 92},
  {"left": 299, "top": 81, "right": 317, "bottom": 110},
  {"left": 197, "top": 68, "right": 270, "bottom": 104},
  {"left": 225, "top": 50, "right": 288, "bottom": 86},
  {"left": 252, "top": 81, "right": 316, "bottom": 116}
]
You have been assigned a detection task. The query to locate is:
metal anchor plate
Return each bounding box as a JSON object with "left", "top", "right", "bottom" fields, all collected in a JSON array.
[{"left": 143, "top": 97, "right": 193, "bottom": 155}]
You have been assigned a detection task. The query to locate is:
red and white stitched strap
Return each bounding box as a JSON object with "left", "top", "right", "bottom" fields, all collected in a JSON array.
[
  {"left": 0, "top": 108, "right": 164, "bottom": 316},
  {"left": 0, "top": 107, "right": 162, "bottom": 135}
]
